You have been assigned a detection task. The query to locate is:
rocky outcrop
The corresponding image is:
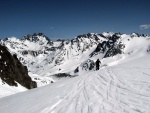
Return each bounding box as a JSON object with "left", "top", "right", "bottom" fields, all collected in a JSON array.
[
  {"left": 74, "top": 59, "right": 95, "bottom": 73},
  {"left": 0, "top": 45, "right": 37, "bottom": 89},
  {"left": 90, "top": 33, "right": 125, "bottom": 58}
]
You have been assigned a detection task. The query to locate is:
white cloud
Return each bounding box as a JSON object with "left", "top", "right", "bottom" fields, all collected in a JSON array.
[
  {"left": 140, "top": 24, "right": 150, "bottom": 30},
  {"left": 49, "top": 27, "right": 54, "bottom": 30}
]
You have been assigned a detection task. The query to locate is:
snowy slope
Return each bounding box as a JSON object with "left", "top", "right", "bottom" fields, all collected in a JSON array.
[
  {"left": 0, "top": 79, "right": 27, "bottom": 98},
  {"left": 0, "top": 55, "right": 150, "bottom": 113}
]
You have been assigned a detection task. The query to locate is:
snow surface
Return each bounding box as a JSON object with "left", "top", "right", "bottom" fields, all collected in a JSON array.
[
  {"left": 0, "top": 55, "right": 150, "bottom": 113},
  {"left": 0, "top": 79, "right": 27, "bottom": 98}
]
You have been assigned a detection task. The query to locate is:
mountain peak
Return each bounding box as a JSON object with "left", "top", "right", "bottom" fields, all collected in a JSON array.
[{"left": 22, "top": 33, "right": 53, "bottom": 45}]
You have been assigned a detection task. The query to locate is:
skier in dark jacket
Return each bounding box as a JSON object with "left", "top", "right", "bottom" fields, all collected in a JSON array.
[{"left": 96, "top": 59, "right": 101, "bottom": 70}]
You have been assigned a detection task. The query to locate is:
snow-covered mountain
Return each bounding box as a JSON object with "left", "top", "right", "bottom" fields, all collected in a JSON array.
[
  {"left": 0, "top": 32, "right": 150, "bottom": 98},
  {"left": 0, "top": 55, "right": 150, "bottom": 113}
]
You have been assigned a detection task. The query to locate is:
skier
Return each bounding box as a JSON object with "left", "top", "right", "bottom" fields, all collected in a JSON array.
[{"left": 95, "top": 59, "right": 101, "bottom": 70}]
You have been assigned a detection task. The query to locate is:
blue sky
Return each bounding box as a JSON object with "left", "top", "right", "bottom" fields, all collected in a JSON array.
[{"left": 0, "top": 0, "right": 150, "bottom": 40}]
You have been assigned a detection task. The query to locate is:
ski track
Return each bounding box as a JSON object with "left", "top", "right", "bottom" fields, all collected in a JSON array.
[{"left": 40, "top": 66, "right": 150, "bottom": 113}]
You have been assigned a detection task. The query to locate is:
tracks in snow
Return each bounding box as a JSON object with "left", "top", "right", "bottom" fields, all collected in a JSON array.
[{"left": 41, "top": 67, "right": 150, "bottom": 113}]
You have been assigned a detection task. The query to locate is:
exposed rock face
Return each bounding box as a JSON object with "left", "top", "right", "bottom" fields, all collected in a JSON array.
[
  {"left": 0, "top": 45, "right": 37, "bottom": 89},
  {"left": 81, "top": 59, "right": 95, "bottom": 71},
  {"left": 21, "top": 33, "right": 53, "bottom": 45},
  {"left": 90, "top": 33, "right": 125, "bottom": 58},
  {"left": 74, "top": 59, "right": 95, "bottom": 73}
]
